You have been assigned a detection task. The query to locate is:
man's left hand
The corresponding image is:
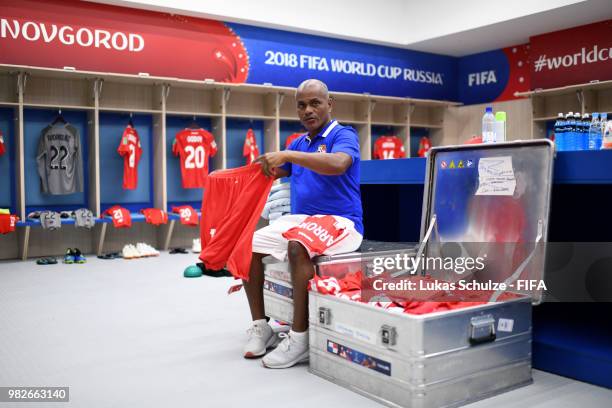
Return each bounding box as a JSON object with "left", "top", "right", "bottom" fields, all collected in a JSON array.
[{"left": 255, "top": 151, "right": 289, "bottom": 177}]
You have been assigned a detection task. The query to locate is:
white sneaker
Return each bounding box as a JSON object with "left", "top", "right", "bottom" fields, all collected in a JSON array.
[
  {"left": 262, "top": 330, "right": 309, "bottom": 369},
  {"left": 122, "top": 244, "right": 137, "bottom": 259},
  {"left": 137, "top": 243, "right": 159, "bottom": 257},
  {"left": 243, "top": 320, "right": 279, "bottom": 359},
  {"left": 145, "top": 243, "right": 160, "bottom": 256},
  {"left": 192, "top": 238, "right": 201, "bottom": 253}
]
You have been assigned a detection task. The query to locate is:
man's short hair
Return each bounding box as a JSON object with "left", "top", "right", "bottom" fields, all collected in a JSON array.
[{"left": 296, "top": 79, "right": 329, "bottom": 99}]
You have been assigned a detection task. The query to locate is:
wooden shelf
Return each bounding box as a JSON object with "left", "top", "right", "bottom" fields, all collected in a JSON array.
[
  {"left": 516, "top": 80, "right": 612, "bottom": 98},
  {"left": 371, "top": 121, "right": 407, "bottom": 127},
  {"left": 99, "top": 107, "right": 162, "bottom": 114},
  {"left": 165, "top": 110, "right": 223, "bottom": 117},
  {"left": 24, "top": 103, "right": 94, "bottom": 111},
  {"left": 410, "top": 123, "right": 443, "bottom": 129},
  {"left": 226, "top": 113, "right": 276, "bottom": 120},
  {"left": 534, "top": 116, "right": 560, "bottom": 122}
]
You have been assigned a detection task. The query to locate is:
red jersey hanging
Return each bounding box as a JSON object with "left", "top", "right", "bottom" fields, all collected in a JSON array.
[
  {"left": 173, "top": 128, "right": 217, "bottom": 188},
  {"left": 105, "top": 205, "right": 132, "bottom": 228},
  {"left": 0, "top": 130, "right": 5, "bottom": 156},
  {"left": 117, "top": 125, "right": 142, "bottom": 189},
  {"left": 243, "top": 129, "right": 260, "bottom": 165},
  {"left": 373, "top": 135, "right": 405, "bottom": 160},
  {"left": 285, "top": 132, "right": 302, "bottom": 149}
]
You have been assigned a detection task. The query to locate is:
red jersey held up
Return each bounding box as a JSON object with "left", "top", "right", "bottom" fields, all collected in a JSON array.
[
  {"left": 105, "top": 205, "right": 132, "bottom": 228},
  {"left": 172, "top": 205, "right": 199, "bottom": 226},
  {"left": 173, "top": 128, "right": 218, "bottom": 188},
  {"left": 199, "top": 164, "right": 274, "bottom": 280},
  {"left": 243, "top": 129, "right": 260, "bottom": 165},
  {"left": 117, "top": 125, "right": 142, "bottom": 190},
  {"left": 373, "top": 135, "right": 405, "bottom": 160},
  {"left": 140, "top": 208, "right": 168, "bottom": 226},
  {"left": 0, "top": 214, "right": 19, "bottom": 234}
]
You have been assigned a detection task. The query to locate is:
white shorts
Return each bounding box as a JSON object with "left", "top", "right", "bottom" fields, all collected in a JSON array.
[{"left": 252, "top": 214, "right": 363, "bottom": 261}]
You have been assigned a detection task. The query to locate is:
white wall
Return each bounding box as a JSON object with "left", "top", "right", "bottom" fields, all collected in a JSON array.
[{"left": 89, "top": 0, "right": 590, "bottom": 55}]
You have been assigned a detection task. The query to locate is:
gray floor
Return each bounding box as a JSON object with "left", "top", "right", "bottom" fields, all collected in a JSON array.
[{"left": 0, "top": 254, "right": 610, "bottom": 408}]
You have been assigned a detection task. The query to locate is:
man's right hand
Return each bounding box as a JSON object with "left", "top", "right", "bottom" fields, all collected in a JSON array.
[{"left": 255, "top": 151, "right": 290, "bottom": 177}]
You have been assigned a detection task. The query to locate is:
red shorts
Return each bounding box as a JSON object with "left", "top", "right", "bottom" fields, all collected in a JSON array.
[{"left": 199, "top": 164, "right": 274, "bottom": 280}]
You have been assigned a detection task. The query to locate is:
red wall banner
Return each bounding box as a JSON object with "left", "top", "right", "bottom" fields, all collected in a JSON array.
[
  {"left": 530, "top": 20, "right": 612, "bottom": 89},
  {"left": 0, "top": 0, "right": 249, "bottom": 82}
]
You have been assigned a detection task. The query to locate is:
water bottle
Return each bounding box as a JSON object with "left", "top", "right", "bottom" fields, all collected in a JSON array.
[
  {"left": 482, "top": 106, "right": 496, "bottom": 143},
  {"left": 588, "top": 113, "right": 600, "bottom": 150},
  {"left": 573, "top": 112, "right": 582, "bottom": 150},
  {"left": 602, "top": 119, "right": 612, "bottom": 149},
  {"left": 565, "top": 112, "right": 575, "bottom": 151},
  {"left": 598, "top": 113, "right": 608, "bottom": 150},
  {"left": 554, "top": 113, "right": 565, "bottom": 151},
  {"left": 581, "top": 113, "right": 590, "bottom": 150}
]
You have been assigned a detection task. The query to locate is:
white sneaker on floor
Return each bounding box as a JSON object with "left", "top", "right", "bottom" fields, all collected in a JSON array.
[
  {"left": 192, "top": 238, "right": 201, "bottom": 253},
  {"left": 262, "top": 331, "right": 309, "bottom": 369},
  {"left": 122, "top": 244, "right": 137, "bottom": 259},
  {"left": 243, "top": 320, "right": 279, "bottom": 359}
]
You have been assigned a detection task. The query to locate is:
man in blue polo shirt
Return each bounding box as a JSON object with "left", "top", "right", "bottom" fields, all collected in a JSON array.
[{"left": 242, "top": 79, "right": 363, "bottom": 369}]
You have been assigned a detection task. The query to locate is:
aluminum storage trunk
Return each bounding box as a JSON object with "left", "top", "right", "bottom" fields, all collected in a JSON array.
[
  {"left": 308, "top": 140, "right": 555, "bottom": 408},
  {"left": 263, "top": 242, "right": 417, "bottom": 324}
]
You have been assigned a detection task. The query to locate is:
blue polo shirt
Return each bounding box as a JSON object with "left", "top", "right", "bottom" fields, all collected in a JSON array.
[{"left": 280, "top": 120, "right": 363, "bottom": 235}]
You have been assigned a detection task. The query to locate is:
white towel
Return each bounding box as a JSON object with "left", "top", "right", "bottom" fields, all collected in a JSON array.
[
  {"left": 270, "top": 182, "right": 290, "bottom": 194},
  {"left": 269, "top": 188, "right": 290, "bottom": 201}
]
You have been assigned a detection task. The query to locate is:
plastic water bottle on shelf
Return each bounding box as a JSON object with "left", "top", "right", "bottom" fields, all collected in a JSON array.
[
  {"left": 482, "top": 106, "right": 496, "bottom": 143},
  {"left": 580, "top": 113, "right": 590, "bottom": 150},
  {"left": 573, "top": 112, "right": 582, "bottom": 150},
  {"left": 598, "top": 113, "right": 608, "bottom": 150},
  {"left": 588, "top": 113, "right": 600, "bottom": 150},
  {"left": 553, "top": 113, "right": 565, "bottom": 151},
  {"left": 565, "top": 112, "right": 575, "bottom": 151},
  {"left": 602, "top": 118, "right": 612, "bottom": 149}
]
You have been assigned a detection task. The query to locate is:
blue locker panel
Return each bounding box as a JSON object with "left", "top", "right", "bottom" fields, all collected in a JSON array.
[
  {"left": 99, "top": 113, "right": 152, "bottom": 213},
  {"left": 166, "top": 115, "right": 212, "bottom": 210},
  {"left": 280, "top": 121, "right": 306, "bottom": 149},
  {"left": 0, "top": 108, "right": 15, "bottom": 213},
  {"left": 226, "top": 119, "right": 264, "bottom": 169},
  {"left": 23, "top": 109, "right": 88, "bottom": 213}
]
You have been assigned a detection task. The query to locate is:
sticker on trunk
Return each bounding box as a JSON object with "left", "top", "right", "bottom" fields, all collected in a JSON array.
[{"left": 327, "top": 340, "right": 391, "bottom": 376}]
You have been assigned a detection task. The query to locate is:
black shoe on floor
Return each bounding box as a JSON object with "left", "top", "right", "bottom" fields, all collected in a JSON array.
[{"left": 196, "top": 263, "right": 232, "bottom": 277}]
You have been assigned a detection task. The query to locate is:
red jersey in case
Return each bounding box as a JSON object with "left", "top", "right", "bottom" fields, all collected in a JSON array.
[
  {"left": 105, "top": 205, "right": 132, "bottom": 228},
  {"left": 373, "top": 135, "right": 405, "bottom": 160},
  {"left": 172, "top": 128, "right": 217, "bottom": 188},
  {"left": 172, "top": 205, "right": 199, "bottom": 226},
  {"left": 117, "top": 125, "right": 142, "bottom": 189},
  {"left": 243, "top": 129, "right": 260, "bottom": 165}
]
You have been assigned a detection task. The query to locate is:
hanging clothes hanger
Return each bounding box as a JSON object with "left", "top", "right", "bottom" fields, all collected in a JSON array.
[
  {"left": 128, "top": 112, "right": 134, "bottom": 128},
  {"left": 188, "top": 115, "right": 199, "bottom": 129},
  {"left": 52, "top": 109, "right": 66, "bottom": 125}
]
